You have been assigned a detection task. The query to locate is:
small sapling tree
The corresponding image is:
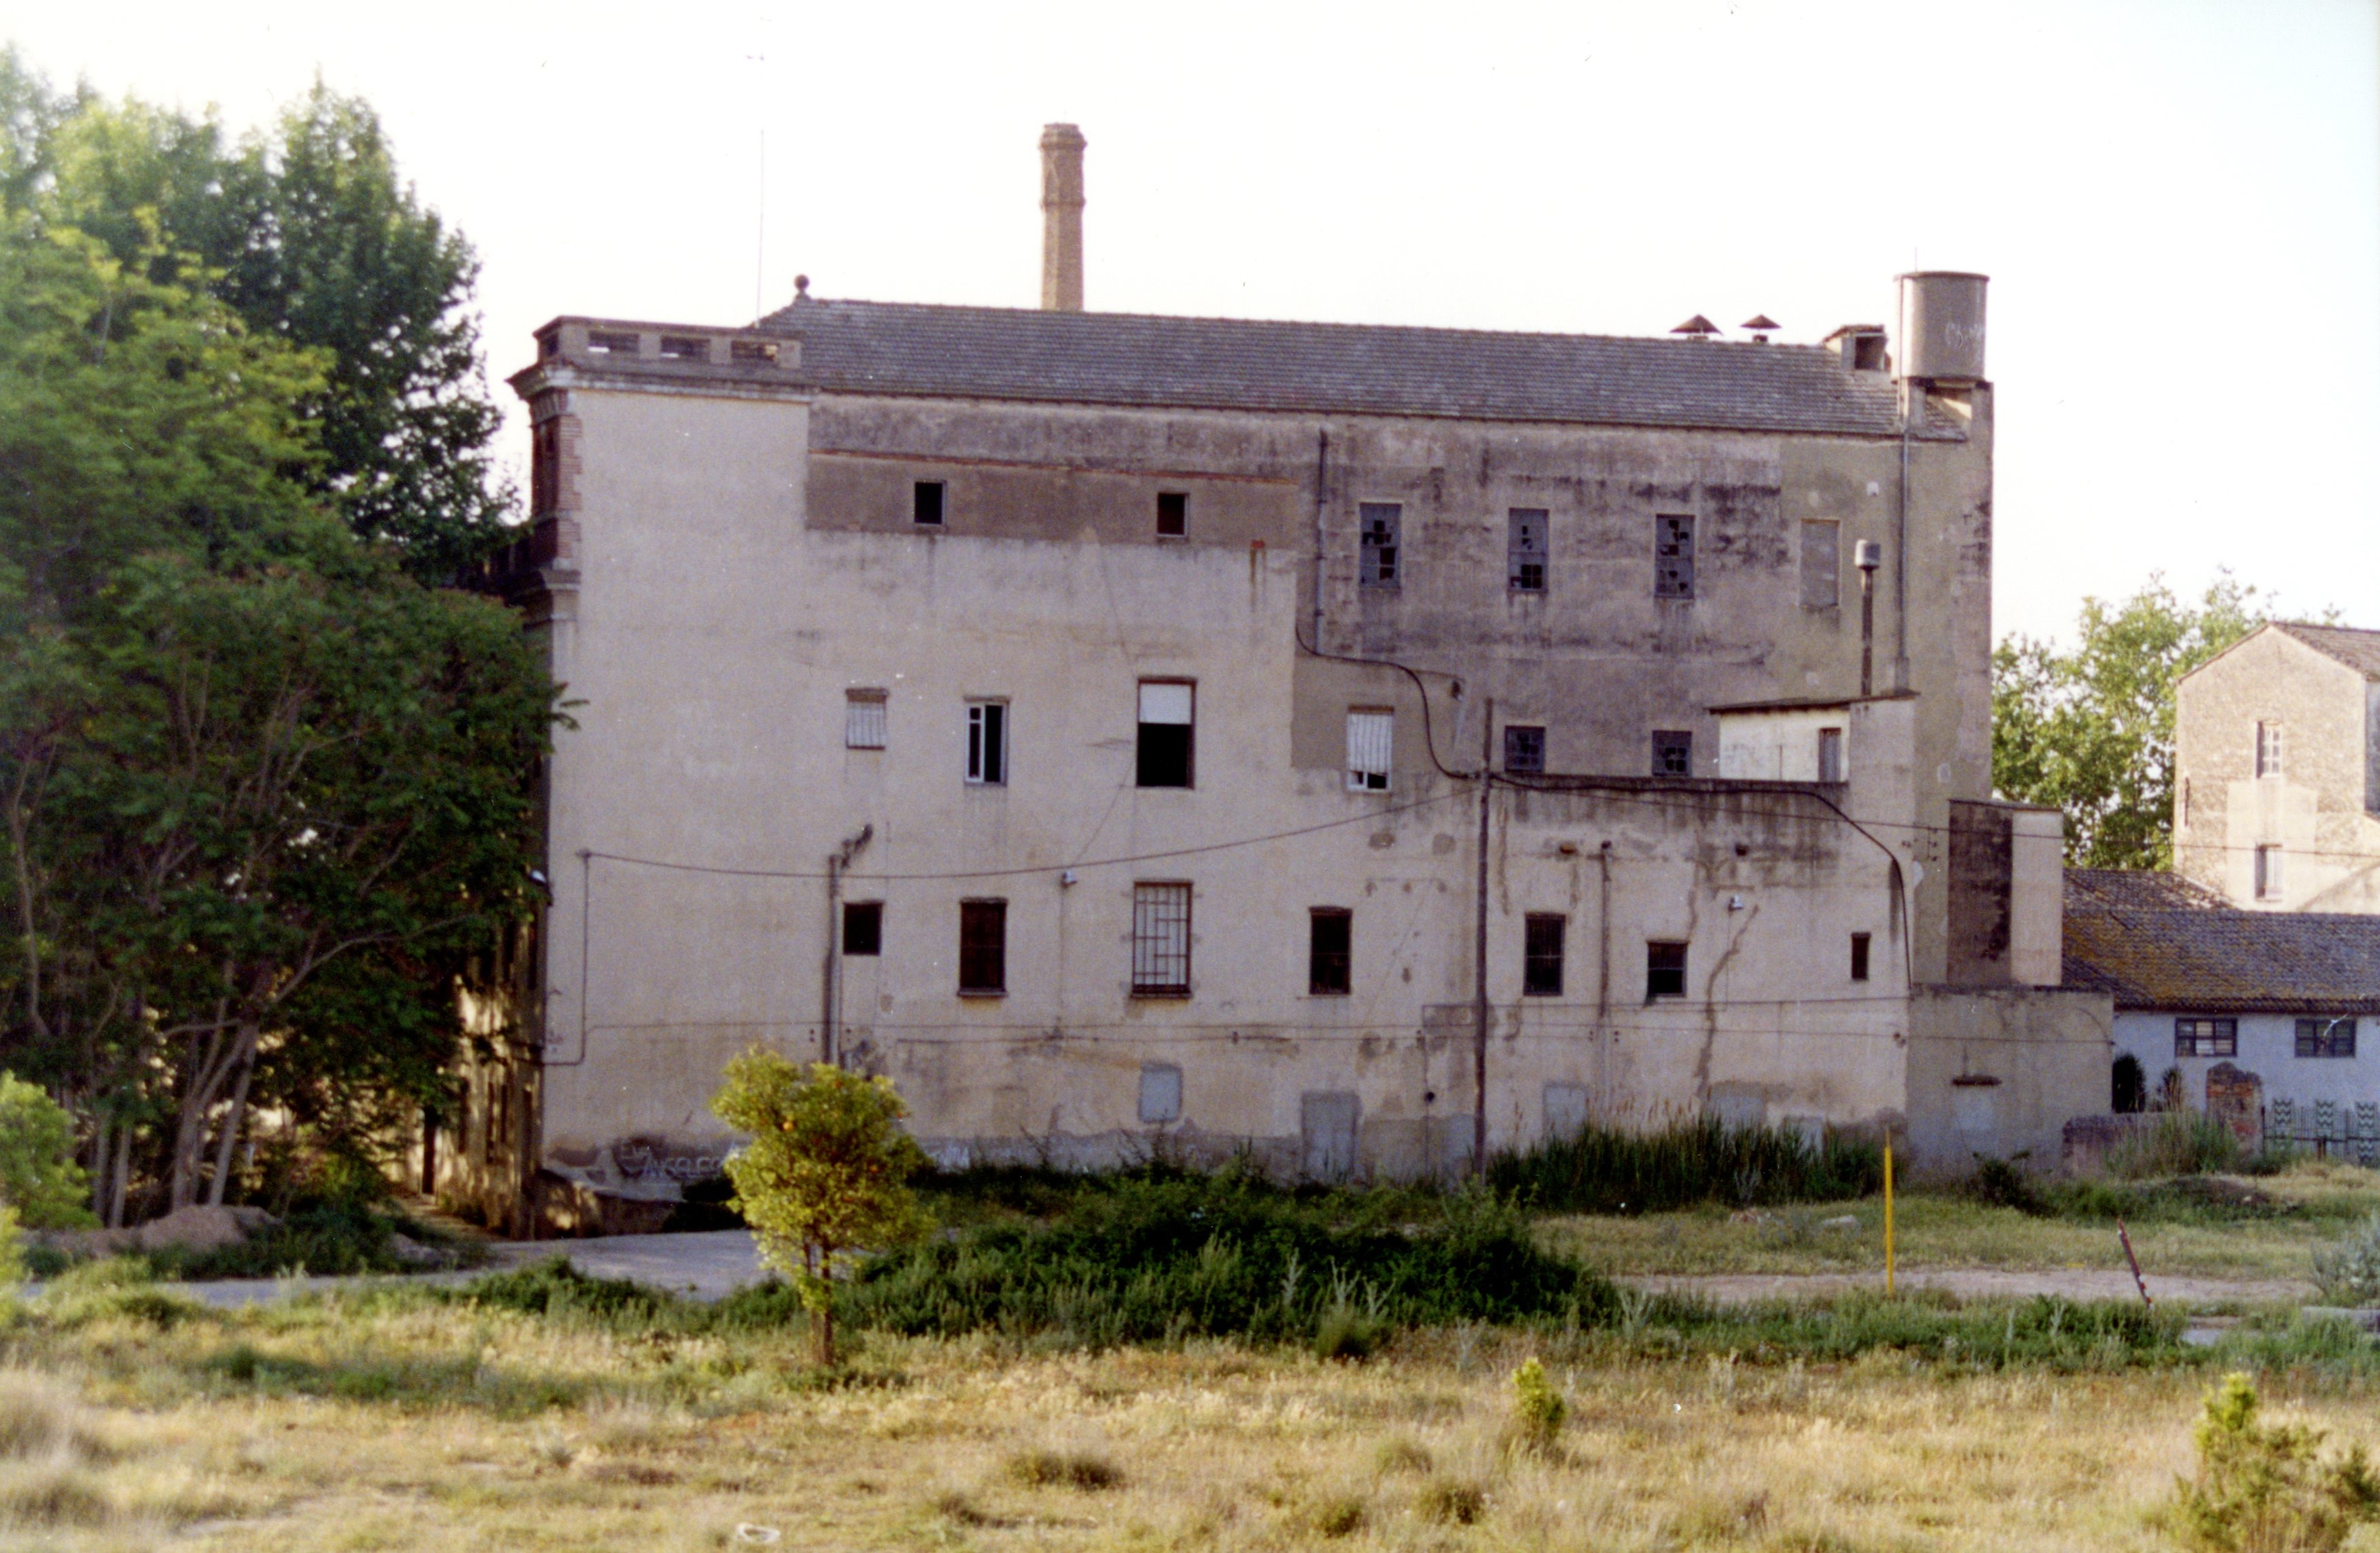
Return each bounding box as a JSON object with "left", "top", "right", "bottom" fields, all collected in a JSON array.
[{"left": 710, "top": 1051, "right": 928, "bottom": 1365}]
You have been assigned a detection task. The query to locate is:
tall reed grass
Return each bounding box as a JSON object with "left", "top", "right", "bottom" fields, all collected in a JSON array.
[{"left": 1486, "top": 1116, "right": 1882, "bottom": 1214}]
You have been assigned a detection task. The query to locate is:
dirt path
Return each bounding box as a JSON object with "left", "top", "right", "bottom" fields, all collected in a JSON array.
[{"left": 1623, "top": 1268, "right": 2314, "bottom": 1306}]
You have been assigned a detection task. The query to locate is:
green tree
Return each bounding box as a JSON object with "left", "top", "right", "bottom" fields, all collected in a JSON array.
[
  {"left": 2173, "top": 1372, "right": 2380, "bottom": 1551},
  {"left": 1993, "top": 574, "right": 2267, "bottom": 868},
  {"left": 712, "top": 1053, "right": 929, "bottom": 1365},
  {"left": 0, "top": 1071, "right": 93, "bottom": 1229}
]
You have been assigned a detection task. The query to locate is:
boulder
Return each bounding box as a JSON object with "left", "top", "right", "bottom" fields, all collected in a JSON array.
[{"left": 135, "top": 1204, "right": 276, "bottom": 1252}]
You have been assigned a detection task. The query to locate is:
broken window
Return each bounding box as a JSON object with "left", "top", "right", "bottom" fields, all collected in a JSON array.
[
  {"left": 966, "top": 701, "right": 1007, "bottom": 785},
  {"left": 1132, "top": 882, "right": 1192, "bottom": 996},
  {"left": 658, "top": 335, "right": 707, "bottom": 361},
  {"left": 1139, "top": 1063, "right": 1184, "bottom": 1122},
  {"left": 2297, "top": 1018, "right": 2358, "bottom": 1059},
  {"left": 2255, "top": 844, "right": 2284, "bottom": 901},
  {"left": 729, "top": 337, "right": 780, "bottom": 364},
  {"left": 1523, "top": 914, "right": 1565, "bottom": 997},
  {"left": 1646, "top": 940, "right": 1689, "bottom": 1000},
  {"left": 914, "top": 480, "right": 946, "bottom": 526},
  {"left": 1156, "top": 492, "right": 1188, "bottom": 538},
  {"left": 587, "top": 329, "right": 639, "bottom": 355},
  {"left": 1359, "top": 503, "right": 1401, "bottom": 587},
  {"left": 1655, "top": 515, "right": 1695, "bottom": 599},
  {"left": 1818, "top": 727, "right": 1846, "bottom": 783},
  {"left": 842, "top": 901, "right": 882, "bottom": 956},
  {"left": 2257, "top": 721, "right": 2283, "bottom": 778},
  {"left": 845, "top": 688, "right": 888, "bottom": 750},
  {"left": 1504, "top": 725, "right": 1546, "bottom": 775},
  {"left": 1800, "top": 520, "right": 1840, "bottom": 609},
  {"left": 1346, "top": 709, "right": 1393, "bottom": 792},
  {"left": 2173, "top": 1017, "right": 2236, "bottom": 1058},
  {"left": 958, "top": 900, "right": 1006, "bottom": 994},
  {"left": 1309, "top": 908, "right": 1352, "bottom": 996},
  {"left": 1850, "top": 931, "right": 1871, "bottom": 983},
  {"left": 1508, "top": 507, "right": 1548, "bottom": 592},
  {"left": 1136, "top": 681, "right": 1195, "bottom": 788},
  {"left": 1651, "top": 729, "right": 1693, "bottom": 777}
]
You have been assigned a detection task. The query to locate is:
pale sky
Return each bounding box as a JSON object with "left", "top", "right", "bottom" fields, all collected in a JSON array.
[{"left": 9, "top": 0, "right": 2377, "bottom": 642}]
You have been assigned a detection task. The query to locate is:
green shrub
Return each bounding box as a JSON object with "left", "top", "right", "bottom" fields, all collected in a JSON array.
[
  {"left": 142, "top": 1200, "right": 410, "bottom": 1280},
  {"left": 1418, "top": 1477, "right": 1486, "bottom": 1525},
  {"left": 446, "top": 1256, "right": 682, "bottom": 1329},
  {"left": 2108, "top": 1110, "right": 2240, "bottom": 1180},
  {"left": 0, "top": 1074, "right": 94, "bottom": 1230},
  {"left": 1509, "top": 1357, "right": 1566, "bottom": 1454},
  {"left": 1487, "top": 1115, "right": 1881, "bottom": 1214},
  {"left": 0, "top": 1204, "right": 21, "bottom": 1298},
  {"left": 2314, "top": 1216, "right": 2380, "bottom": 1307},
  {"left": 1971, "top": 1157, "right": 2046, "bottom": 1215},
  {"left": 2171, "top": 1373, "right": 2380, "bottom": 1552},
  {"left": 36, "top": 1257, "right": 204, "bottom": 1329},
  {"left": 1006, "top": 1449, "right": 1121, "bottom": 1491}
]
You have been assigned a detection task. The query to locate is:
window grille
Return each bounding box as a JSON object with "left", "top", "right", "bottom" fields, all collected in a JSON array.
[
  {"left": 1132, "top": 883, "right": 1192, "bottom": 996},
  {"left": 1504, "top": 725, "right": 1546, "bottom": 775},
  {"left": 1655, "top": 515, "right": 1695, "bottom": 599},
  {"left": 958, "top": 900, "right": 1006, "bottom": 994},
  {"left": 1309, "top": 908, "right": 1352, "bottom": 996},
  {"left": 1507, "top": 508, "right": 1548, "bottom": 592},
  {"left": 845, "top": 689, "right": 888, "bottom": 749},
  {"left": 1800, "top": 519, "right": 1840, "bottom": 608},
  {"left": 1651, "top": 730, "right": 1693, "bottom": 776},
  {"left": 1358, "top": 503, "right": 1401, "bottom": 587},
  {"left": 1646, "top": 940, "right": 1689, "bottom": 999},
  {"left": 1523, "top": 914, "right": 1565, "bottom": 997},
  {"left": 2297, "top": 1018, "right": 2358, "bottom": 1059},
  {"left": 2173, "top": 1017, "right": 2236, "bottom": 1058},
  {"left": 1346, "top": 710, "right": 1393, "bottom": 791}
]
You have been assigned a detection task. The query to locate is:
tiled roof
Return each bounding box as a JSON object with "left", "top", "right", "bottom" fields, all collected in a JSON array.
[
  {"left": 2062, "top": 872, "right": 2380, "bottom": 1013},
  {"left": 757, "top": 297, "right": 1965, "bottom": 438},
  {"left": 2274, "top": 622, "right": 2380, "bottom": 680}
]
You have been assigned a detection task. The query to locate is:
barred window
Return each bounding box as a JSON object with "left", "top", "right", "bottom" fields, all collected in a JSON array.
[
  {"left": 1504, "top": 725, "right": 1546, "bottom": 775},
  {"left": 958, "top": 900, "right": 1006, "bottom": 995},
  {"left": 1655, "top": 515, "right": 1695, "bottom": 599},
  {"left": 1508, "top": 507, "right": 1548, "bottom": 593},
  {"left": 1346, "top": 709, "right": 1393, "bottom": 791},
  {"left": 1132, "top": 882, "right": 1192, "bottom": 996},
  {"left": 1652, "top": 729, "right": 1693, "bottom": 776},
  {"left": 2174, "top": 1017, "right": 2236, "bottom": 1058},
  {"left": 2297, "top": 1019, "right": 2358, "bottom": 1059},
  {"left": 1359, "top": 503, "right": 1401, "bottom": 587},
  {"left": 1523, "top": 914, "right": 1565, "bottom": 997},
  {"left": 845, "top": 689, "right": 887, "bottom": 749}
]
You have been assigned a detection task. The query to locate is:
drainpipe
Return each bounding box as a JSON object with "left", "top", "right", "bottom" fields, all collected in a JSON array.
[
  {"left": 821, "top": 824, "right": 873, "bottom": 1066},
  {"left": 1311, "top": 429, "right": 1330, "bottom": 653},
  {"left": 1894, "top": 389, "right": 1913, "bottom": 692},
  {"left": 1472, "top": 699, "right": 1493, "bottom": 1179},
  {"left": 1856, "top": 540, "right": 1882, "bottom": 697}
]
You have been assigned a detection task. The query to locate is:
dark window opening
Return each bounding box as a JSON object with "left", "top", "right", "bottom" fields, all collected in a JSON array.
[
  {"left": 1136, "top": 681, "right": 1195, "bottom": 788},
  {"left": 1132, "top": 882, "right": 1193, "bottom": 996},
  {"left": 2174, "top": 1017, "right": 2236, "bottom": 1058},
  {"left": 843, "top": 901, "right": 883, "bottom": 956},
  {"left": 729, "top": 337, "right": 779, "bottom": 364},
  {"left": 587, "top": 329, "right": 639, "bottom": 354},
  {"left": 914, "top": 480, "right": 946, "bottom": 526},
  {"left": 1504, "top": 725, "right": 1546, "bottom": 775},
  {"left": 958, "top": 899, "right": 1006, "bottom": 994},
  {"left": 966, "top": 701, "right": 1006, "bottom": 785},
  {"left": 1851, "top": 333, "right": 1888, "bottom": 372},
  {"left": 1523, "top": 914, "right": 1565, "bottom": 997},
  {"left": 1655, "top": 515, "right": 1695, "bottom": 599},
  {"left": 1850, "top": 931, "right": 1871, "bottom": 983},
  {"left": 1156, "top": 491, "right": 1188, "bottom": 538},
  {"left": 1359, "top": 503, "right": 1401, "bottom": 587},
  {"left": 1507, "top": 507, "right": 1548, "bottom": 593},
  {"left": 658, "top": 335, "right": 707, "bottom": 361},
  {"left": 2297, "top": 1018, "right": 2358, "bottom": 1059},
  {"left": 1651, "top": 730, "right": 1693, "bottom": 776},
  {"left": 1646, "top": 940, "right": 1688, "bottom": 1000},
  {"left": 1309, "top": 908, "right": 1352, "bottom": 996},
  {"left": 2112, "top": 1054, "right": 2146, "bottom": 1113}
]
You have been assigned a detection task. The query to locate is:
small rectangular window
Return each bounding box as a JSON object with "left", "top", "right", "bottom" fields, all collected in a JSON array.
[
  {"left": 1156, "top": 491, "right": 1188, "bottom": 538},
  {"left": 1818, "top": 727, "right": 1846, "bottom": 783},
  {"left": 2257, "top": 721, "right": 2283, "bottom": 778},
  {"left": 2255, "top": 845, "right": 2283, "bottom": 901},
  {"left": 1309, "top": 908, "right": 1352, "bottom": 996},
  {"left": 1800, "top": 520, "right": 1840, "bottom": 609},
  {"left": 2297, "top": 1019, "right": 2358, "bottom": 1059},
  {"left": 1136, "top": 681, "right": 1195, "bottom": 788},
  {"left": 914, "top": 480, "right": 946, "bottom": 526},
  {"left": 1652, "top": 730, "right": 1693, "bottom": 777},
  {"left": 1346, "top": 709, "right": 1393, "bottom": 792},
  {"left": 729, "top": 337, "right": 780, "bottom": 364},
  {"left": 1523, "top": 914, "right": 1565, "bottom": 997},
  {"left": 966, "top": 701, "right": 1007, "bottom": 785},
  {"left": 586, "top": 329, "right": 639, "bottom": 355},
  {"left": 845, "top": 689, "right": 888, "bottom": 750},
  {"left": 1507, "top": 507, "right": 1548, "bottom": 592},
  {"left": 1132, "top": 882, "right": 1192, "bottom": 996},
  {"left": 658, "top": 335, "right": 707, "bottom": 361},
  {"left": 843, "top": 901, "right": 883, "bottom": 956},
  {"left": 1850, "top": 931, "right": 1871, "bottom": 983},
  {"left": 958, "top": 899, "right": 1006, "bottom": 995},
  {"left": 1504, "top": 725, "right": 1546, "bottom": 775},
  {"left": 1646, "top": 940, "right": 1689, "bottom": 1000},
  {"left": 2174, "top": 1017, "right": 2236, "bottom": 1058},
  {"left": 1655, "top": 515, "right": 1695, "bottom": 599},
  {"left": 1139, "top": 1063, "right": 1184, "bottom": 1123},
  {"left": 1359, "top": 503, "right": 1401, "bottom": 587}
]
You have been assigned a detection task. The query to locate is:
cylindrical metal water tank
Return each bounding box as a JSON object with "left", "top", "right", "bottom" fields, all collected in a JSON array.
[{"left": 1896, "top": 272, "right": 1989, "bottom": 382}]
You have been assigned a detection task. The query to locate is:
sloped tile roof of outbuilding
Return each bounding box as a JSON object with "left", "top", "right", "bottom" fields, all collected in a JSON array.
[
  {"left": 2274, "top": 622, "right": 2380, "bottom": 680},
  {"left": 2062, "top": 870, "right": 2380, "bottom": 1013},
  {"left": 759, "top": 297, "right": 1964, "bottom": 438}
]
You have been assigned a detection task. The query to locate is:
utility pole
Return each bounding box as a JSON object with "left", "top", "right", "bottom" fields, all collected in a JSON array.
[{"left": 1473, "top": 698, "right": 1493, "bottom": 1178}]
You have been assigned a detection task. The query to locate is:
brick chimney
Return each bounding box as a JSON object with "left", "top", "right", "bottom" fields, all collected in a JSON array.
[{"left": 1040, "top": 123, "right": 1085, "bottom": 312}]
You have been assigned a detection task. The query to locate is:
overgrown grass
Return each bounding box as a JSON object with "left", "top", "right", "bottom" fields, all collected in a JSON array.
[
  {"left": 1487, "top": 1116, "right": 1882, "bottom": 1215},
  {"left": 2108, "top": 1109, "right": 2244, "bottom": 1179}
]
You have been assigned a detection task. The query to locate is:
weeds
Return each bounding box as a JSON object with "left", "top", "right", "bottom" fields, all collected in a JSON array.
[
  {"left": 2110, "top": 1111, "right": 2243, "bottom": 1180},
  {"left": 1417, "top": 1476, "right": 1487, "bottom": 1525},
  {"left": 2315, "top": 1216, "right": 2380, "bottom": 1307},
  {"left": 1489, "top": 1115, "right": 1881, "bottom": 1214},
  {"left": 1006, "top": 1448, "right": 1122, "bottom": 1490},
  {"left": 2171, "top": 1373, "right": 2380, "bottom": 1552},
  {"left": 1507, "top": 1356, "right": 1566, "bottom": 1455}
]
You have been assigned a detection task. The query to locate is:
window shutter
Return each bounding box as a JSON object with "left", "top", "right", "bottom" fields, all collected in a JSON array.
[
  {"left": 1139, "top": 682, "right": 1193, "bottom": 725},
  {"left": 1346, "top": 710, "right": 1393, "bottom": 790}
]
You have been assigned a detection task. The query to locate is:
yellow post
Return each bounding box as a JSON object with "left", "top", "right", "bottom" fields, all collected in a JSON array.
[{"left": 1883, "top": 1140, "right": 1896, "bottom": 1296}]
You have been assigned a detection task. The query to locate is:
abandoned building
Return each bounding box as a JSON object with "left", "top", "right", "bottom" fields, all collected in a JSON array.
[
  {"left": 2173, "top": 622, "right": 2380, "bottom": 914},
  {"left": 446, "top": 123, "right": 2111, "bottom": 1231}
]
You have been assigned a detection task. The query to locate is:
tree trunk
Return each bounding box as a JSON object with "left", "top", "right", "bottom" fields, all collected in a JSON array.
[
  {"left": 89, "top": 1109, "right": 112, "bottom": 1221},
  {"left": 205, "top": 1029, "right": 259, "bottom": 1206},
  {"left": 107, "top": 1123, "right": 130, "bottom": 1229},
  {"left": 815, "top": 1294, "right": 836, "bottom": 1368}
]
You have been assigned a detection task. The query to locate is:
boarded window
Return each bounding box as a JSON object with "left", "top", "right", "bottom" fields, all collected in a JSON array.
[
  {"left": 1132, "top": 882, "right": 1192, "bottom": 996},
  {"left": 1359, "top": 503, "right": 1401, "bottom": 587},
  {"left": 845, "top": 689, "right": 887, "bottom": 749},
  {"left": 1156, "top": 492, "right": 1188, "bottom": 538},
  {"left": 1646, "top": 940, "right": 1689, "bottom": 1000},
  {"left": 1655, "top": 515, "right": 1695, "bottom": 599},
  {"left": 958, "top": 900, "right": 1006, "bottom": 994},
  {"left": 1818, "top": 726, "right": 1846, "bottom": 783},
  {"left": 1504, "top": 725, "right": 1546, "bottom": 775},
  {"left": 1850, "top": 931, "right": 1871, "bottom": 982},
  {"left": 966, "top": 702, "right": 1007, "bottom": 784},
  {"left": 1508, "top": 507, "right": 1548, "bottom": 592},
  {"left": 2255, "top": 845, "right": 2283, "bottom": 901},
  {"left": 1651, "top": 729, "right": 1693, "bottom": 776},
  {"left": 2174, "top": 1017, "right": 2236, "bottom": 1058},
  {"left": 1523, "top": 914, "right": 1565, "bottom": 997},
  {"left": 1136, "top": 681, "right": 1195, "bottom": 788},
  {"left": 1346, "top": 709, "right": 1393, "bottom": 791},
  {"left": 914, "top": 481, "right": 946, "bottom": 526},
  {"left": 1800, "top": 520, "right": 1840, "bottom": 608},
  {"left": 842, "top": 901, "right": 882, "bottom": 956},
  {"left": 2257, "top": 721, "right": 2283, "bottom": 778},
  {"left": 1139, "top": 1063, "right": 1183, "bottom": 1122},
  {"left": 1309, "top": 908, "right": 1352, "bottom": 995},
  {"left": 2297, "top": 1018, "right": 2358, "bottom": 1059}
]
